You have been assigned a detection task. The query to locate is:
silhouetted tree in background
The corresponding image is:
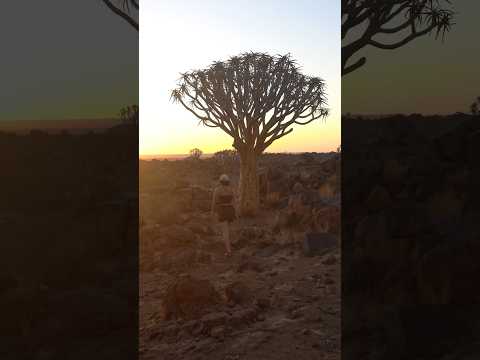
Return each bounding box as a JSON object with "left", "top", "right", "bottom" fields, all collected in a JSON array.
[
  {"left": 470, "top": 96, "right": 480, "bottom": 115},
  {"left": 189, "top": 148, "right": 203, "bottom": 160},
  {"left": 214, "top": 149, "right": 239, "bottom": 172},
  {"left": 342, "top": 0, "right": 454, "bottom": 75},
  {"left": 172, "top": 52, "right": 328, "bottom": 215},
  {"left": 101, "top": 0, "right": 139, "bottom": 31},
  {"left": 119, "top": 105, "right": 139, "bottom": 125},
  {"left": 214, "top": 149, "right": 238, "bottom": 162}
]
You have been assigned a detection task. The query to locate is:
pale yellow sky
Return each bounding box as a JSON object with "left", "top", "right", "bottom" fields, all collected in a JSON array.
[{"left": 140, "top": 0, "right": 340, "bottom": 155}]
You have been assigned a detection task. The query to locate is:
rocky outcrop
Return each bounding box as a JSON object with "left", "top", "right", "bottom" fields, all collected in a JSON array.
[
  {"left": 343, "top": 114, "right": 480, "bottom": 358},
  {"left": 161, "top": 275, "right": 221, "bottom": 320}
]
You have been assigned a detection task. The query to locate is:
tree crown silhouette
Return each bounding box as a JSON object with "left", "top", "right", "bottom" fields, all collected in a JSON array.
[
  {"left": 171, "top": 52, "right": 328, "bottom": 155},
  {"left": 189, "top": 148, "right": 203, "bottom": 160}
]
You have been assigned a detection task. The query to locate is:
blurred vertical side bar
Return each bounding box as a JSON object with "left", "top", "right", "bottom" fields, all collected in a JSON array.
[
  {"left": 0, "top": 1, "right": 139, "bottom": 359},
  {"left": 342, "top": 1, "right": 480, "bottom": 359}
]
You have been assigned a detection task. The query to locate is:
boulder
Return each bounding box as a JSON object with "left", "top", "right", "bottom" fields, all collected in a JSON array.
[
  {"left": 228, "top": 307, "right": 258, "bottom": 327},
  {"left": 322, "top": 254, "right": 338, "bottom": 265},
  {"left": 467, "top": 130, "right": 480, "bottom": 169},
  {"left": 165, "top": 225, "right": 196, "bottom": 246},
  {"left": 196, "top": 250, "right": 213, "bottom": 264},
  {"left": 383, "top": 159, "right": 409, "bottom": 185},
  {"left": 311, "top": 205, "right": 340, "bottom": 234},
  {"left": 255, "top": 297, "right": 271, "bottom": 310},
  {"left": 188, "top": 220, "right": 214, "bottom": 236},
  {"left": 354, "top": 213, "right": 388, "bottom": 244},
  {"left": 161, "top": 275, "right": 220, "bottom": 320},
  {"left": 427, "top": 190, "right": 464, "bottom": 229},
  {"left": 225, "top": 281, "right": 253, "bottom": 305},
  {"left": 201, "top": 312, "right": 228, "bottom": 330},
  {"left": 236, "top": 259, "right": 263, "bottom": 273},
  {"left": 366, "top": 185, "right": 392, "bottom": 212},
  {"left": 303, "top": 232, "right": 337, "bottom": 257},
  {"left": 171, "top": 248, "right": 197, "bottom": 268},
  {"left": 435, "top": 127, "right": 466, "bottom": 161},
  {"left": 210, "top": 325, "right": 226, "bottom": 339}
]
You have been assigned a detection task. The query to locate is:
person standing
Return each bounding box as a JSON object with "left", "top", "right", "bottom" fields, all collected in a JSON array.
[
  {"left": 285, "top": 182, "right": 305, "bottom": 244},
  {"left": 211, "top": 174, "right": 236, "bottom": 256}
]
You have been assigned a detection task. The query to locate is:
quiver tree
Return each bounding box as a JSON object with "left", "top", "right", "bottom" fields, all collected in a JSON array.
[
  {"left": 470, "top": 97, "right": 480, "bottom": 115},
  {"left": 342, "top": 0, "right": 454, "bottom": 76},
  {"left": 171, "top": 52, "right": 328, "bottom": 215},
  {"left": 119, "top": 105, "right": 139, "bottom": 125},
  {"left": 189, "top": 148, "right": 203, "bottom": 160}
]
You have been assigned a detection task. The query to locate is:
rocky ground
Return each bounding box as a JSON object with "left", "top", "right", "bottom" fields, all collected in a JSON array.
[
  {"left": 0, "top": 125, "right": 138, "bottom": 359},
  {"left": 140, "top": 153, "right": 340, "bottom": 360},
  {"left": 342, "top": 113, "right": 480, "bottom": 359}
]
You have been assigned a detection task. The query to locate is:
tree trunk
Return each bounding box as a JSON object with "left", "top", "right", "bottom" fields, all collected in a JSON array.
[{"left": 238, "top": 149, "right": 259, "bottom": 216}]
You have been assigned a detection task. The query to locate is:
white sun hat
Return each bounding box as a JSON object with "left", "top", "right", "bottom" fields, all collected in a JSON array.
[{"left": 219, "top": 174, "right": 230, "bottom": 183}]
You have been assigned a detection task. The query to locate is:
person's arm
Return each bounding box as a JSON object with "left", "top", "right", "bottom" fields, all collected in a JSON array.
[
  {"left": 230, "top": 185, "right": 238, "bottom": 211},
  {"left": 287, "top": 195, "right": 293, "bottom": 210}
]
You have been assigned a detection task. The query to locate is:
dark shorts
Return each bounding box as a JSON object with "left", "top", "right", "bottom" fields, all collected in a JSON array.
[
  {"left": 217, "top": 205, "right": 236, "bottom": 222},
  {"left": 286, "top": 211, "right": 300, "bottom": 228}
]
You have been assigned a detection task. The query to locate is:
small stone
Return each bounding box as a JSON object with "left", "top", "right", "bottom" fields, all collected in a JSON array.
[
  {"left": 229, "top": 308, "right": 257, "bottom": 326},
  {"left": 255, "top": 297, "right": 271, "bottom": 310},
  {"left": 148, "top": 331, "right": 161, "bottom": 340},
  {"left": 322, "top": 254, "right": 337, "bottom": 265},
  {"left": 191, "top": 322, "right": 204, "bottom": 336},
  {"left": 210, "top": 325, "right": 225, "bottom": 340},
  {"left": 289, "top": 309, "right": 303, "bottom": 319},
  {"left": 366, "top": 185, "right": 392, "bottom": 212},
  {"left": 225, "top": 281, "right": 252, "bottom": 305},
  {"left": 236, "top": 259, "right": 263, "bottom": 273},
  {"left": 302, "top": 328, "right": 311, "bottom": 335},
  {"left": 201, "top": 312, "right": 227, "bottom": 329}
]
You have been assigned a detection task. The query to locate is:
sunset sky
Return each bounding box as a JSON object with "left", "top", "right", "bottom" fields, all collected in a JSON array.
[
  {"left": 140, "top": 0, "right": 340, "bottom": 156},
  {"left": 0, "top": 0, "right": 138, "bottom": 122}
]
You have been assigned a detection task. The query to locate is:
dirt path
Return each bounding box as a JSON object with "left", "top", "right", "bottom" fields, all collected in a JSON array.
[{"left": 140, "top": 215, "right": 340, "bottom": 360}]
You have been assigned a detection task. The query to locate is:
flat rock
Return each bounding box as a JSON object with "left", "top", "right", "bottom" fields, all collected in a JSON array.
[{"left": 303, "top": 232, "right": 337, "bottom": 257}]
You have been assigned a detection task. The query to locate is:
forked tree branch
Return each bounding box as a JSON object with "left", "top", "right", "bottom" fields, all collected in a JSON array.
[
  {"left": 342, "top": 0, "right": 454, "bottom": 76},
  {"left": 101, "top": 0, "right": 139, "bottom": 31}
]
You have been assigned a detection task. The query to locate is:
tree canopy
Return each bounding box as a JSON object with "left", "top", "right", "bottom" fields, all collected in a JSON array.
[{"left": 171, "top": 52, "right": 328, "bottom": 155}]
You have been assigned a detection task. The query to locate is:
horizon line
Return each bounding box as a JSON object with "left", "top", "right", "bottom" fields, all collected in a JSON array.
[{"left": 139, "top": 150, "right": 338, "bottom": 158}]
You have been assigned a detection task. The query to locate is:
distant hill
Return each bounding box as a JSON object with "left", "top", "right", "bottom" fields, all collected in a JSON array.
[{"left": 0, "top": 118, "right": 121, "bottom": 134}]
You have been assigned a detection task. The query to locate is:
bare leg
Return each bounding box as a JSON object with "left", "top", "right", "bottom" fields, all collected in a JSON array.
[
  {"left": 221, "top": 221, "right": 232, "bottom": 255},
  {"left": 289, "top": 228, "right": 295, "bottom": 245}
]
